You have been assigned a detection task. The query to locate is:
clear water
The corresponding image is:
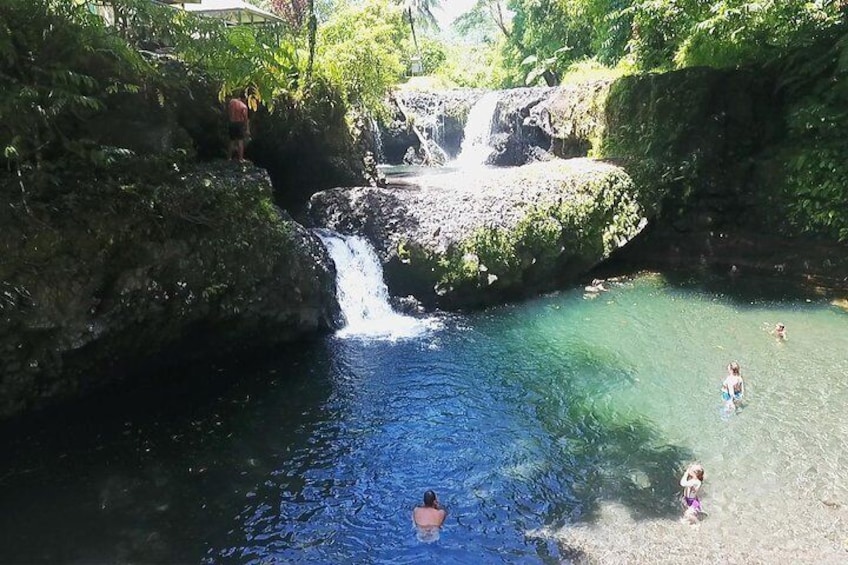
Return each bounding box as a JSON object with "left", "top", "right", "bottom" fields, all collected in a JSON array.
[{"left": 1, "top": 273, "right": 847, "bottom": 563}]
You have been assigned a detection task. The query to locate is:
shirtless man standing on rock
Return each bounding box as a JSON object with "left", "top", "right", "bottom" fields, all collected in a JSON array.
[{"left": 227, "top": 93, "right": 249, "bottom": 162}]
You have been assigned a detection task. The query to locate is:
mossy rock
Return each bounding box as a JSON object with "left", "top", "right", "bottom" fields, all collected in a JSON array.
[{"left": 0, "top": 159, "right": 338, "bottom": 419}]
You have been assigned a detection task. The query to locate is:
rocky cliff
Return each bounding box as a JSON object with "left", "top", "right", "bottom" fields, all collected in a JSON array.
[
  {"left": 0, "top": 161, "right": 339, "bottom": 419},
  {"left": 309, "top": 159, "right": 645, "bottom": 309}
]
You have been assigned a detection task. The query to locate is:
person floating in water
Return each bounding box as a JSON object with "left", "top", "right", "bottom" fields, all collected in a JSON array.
[
  {"left": 680, "top": 463, "right": 705, "bottom": 525},
  {"left": 772, "top": 322, "right": 787, "bottom": 341},
  {"left": 721, "top": 361, "right": 745, "bottom": 411},
  {"left": 413, "top": 490, "right": 446, "bottom": 541}
]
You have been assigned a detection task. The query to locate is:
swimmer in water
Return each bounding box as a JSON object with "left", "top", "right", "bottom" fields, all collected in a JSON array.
[
  {"left": 721, "top": 361, "right": 745, "bottom": 410},
  {"left": 680, "top": 463, "right": 705, "bottom": 524},
  {"left": 772, "top": 322, "right": 787, "bottom": 341},
  {"left": 413, "top": 490, "right": 446, "bottom": 539}
]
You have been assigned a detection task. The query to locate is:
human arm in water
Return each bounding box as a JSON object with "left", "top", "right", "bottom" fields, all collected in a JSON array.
[{"left": 679, "top": 466, "right": 702, "bottom": 494}]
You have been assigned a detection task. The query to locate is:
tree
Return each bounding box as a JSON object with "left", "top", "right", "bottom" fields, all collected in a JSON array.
[
  {"left": 318, "top": 0, "right": 407, "bottom": 113},
  {"left": 271, "top": 0, "right": 318, "bottom": 79},
  {"left": 396, "top": 0, "right": 440, "bottom": 53},
  {"left": 454, "top": 0, "right": 511, "bottom": 41}
]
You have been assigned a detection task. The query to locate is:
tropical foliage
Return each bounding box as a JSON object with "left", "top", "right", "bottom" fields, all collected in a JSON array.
[
  {"left": 0, "top": 0, "right": 413, "bottom": 182},
  {"left": 450, "top": 0, "right": 846, "bottom": 87},
  {"left": 318, "top": 0, "right": 408, "bottom": 113},
  {"left": 776, "top": 26, "right": 848, "bottom": 241}
]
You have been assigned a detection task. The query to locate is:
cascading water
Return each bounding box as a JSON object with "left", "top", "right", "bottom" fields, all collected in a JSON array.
[
  {"left": 367, "top": 115, "right": 385, "bottom": 163},
  {"left": 316, "top": 230, "right": 434, "bottom": 340},
  {"left": 454, "top": 91, "right": 501, "bottom": 167},
  {"left": 395, "top": 93, "right": 449, "bottom": 165}
]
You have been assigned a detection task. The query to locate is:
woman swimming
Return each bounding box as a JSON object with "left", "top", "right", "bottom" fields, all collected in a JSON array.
[
  {"left": 680, "top": 463, "right": 705, "bottom": 524},
  {"left": 721, "top": 361, "right": 745, "bottom": 410}
]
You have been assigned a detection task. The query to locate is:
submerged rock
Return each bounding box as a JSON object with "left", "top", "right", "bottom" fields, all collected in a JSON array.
[
  {"left": 309, "top": 158, "right": 646, "bottom": 309},
  {"left": 0, "top": 161, "right": 339, "bottom": 419}
]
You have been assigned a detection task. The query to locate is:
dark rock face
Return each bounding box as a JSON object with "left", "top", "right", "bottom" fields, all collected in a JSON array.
[
  {"left": 308, "top": 159, "right": 645, "bottom": 309},
  {"left": 249, "top": 92, "right": 378, "bottom": 213},
  {"left": 84, "top": 58, "right": 227, "bottom": 161},
  {"left": 379, "top": 90, "right": 485, "bottom": 164},
  {"left": 532, "top": 80, "right": 612, "bottom": 159},
  {"left": 487, "top": 87, "right": 556, "bottom": 166},
  {"left": 0, "top": 163, "right": 339, "bottom": 419},
  {"left": 600, "top": 67, "right": 780, "bottom": 231},
  {"left": 378, "top": 85, "right": 615, "bottom": 167},
  {"left": 381, "top": 107, "right": 422, "bottom": 165}
]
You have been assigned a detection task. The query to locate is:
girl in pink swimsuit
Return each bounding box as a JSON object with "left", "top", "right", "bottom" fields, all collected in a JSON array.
[{"left": 680, "top": 463, "right": 705, "bottom": 524}]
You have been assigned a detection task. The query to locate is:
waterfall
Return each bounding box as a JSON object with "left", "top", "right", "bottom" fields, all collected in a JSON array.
[
  {"left": 454, "top": 91, "right": 500, "bottom": 167},
  {"left": 316, "top": 230, "right": 434, "bottom": 340},
  {"left": 396, "top": 93, "right": 449, "bottom": 165},
  {"left": 367, "top": 115, "right": 385, "bottom": 164}
]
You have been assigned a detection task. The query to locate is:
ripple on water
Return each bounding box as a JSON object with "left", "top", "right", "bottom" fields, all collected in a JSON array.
[{"left": 1, "top": 274, "right": 848, "bottom": 564}]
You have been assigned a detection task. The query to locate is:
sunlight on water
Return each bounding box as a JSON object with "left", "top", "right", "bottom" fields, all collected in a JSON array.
[
  {"left": 1, "top": 273, "right": 847, "bottom": 564},
  {"left": 501, "top": 274, "right": 848, "bottom": 562}
]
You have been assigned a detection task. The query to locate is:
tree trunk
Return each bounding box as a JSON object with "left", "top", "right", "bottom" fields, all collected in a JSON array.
[
  {"left": 542, "top": 69, "right": 559, "bottom": 87},
  {"left": 407, "top": 8, "right": 419, "bottom": 53},
  {"left": 306, "top": 0, "right": 317, "bottom": 80}
]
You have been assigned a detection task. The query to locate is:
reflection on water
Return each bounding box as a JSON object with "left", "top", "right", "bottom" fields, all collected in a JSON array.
[{"left": 0, "top": 273, "right": 847, "bottom": 563}]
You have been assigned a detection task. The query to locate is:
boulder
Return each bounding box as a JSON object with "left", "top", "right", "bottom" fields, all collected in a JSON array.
[
  {"left": 249, "top": 87, "right": 377, "bottom": 212},
  {"left": 379, "top": 90, "right": 486, "bottom": 163},
  {"left": 0, "top": 161, "right": 339, "bottom": 419},
  {"left": 308, "top": 158, "right": 646, "bottom": 309},
  {"left": 487, "top": 87, "right": 555, "bottom": 166}
]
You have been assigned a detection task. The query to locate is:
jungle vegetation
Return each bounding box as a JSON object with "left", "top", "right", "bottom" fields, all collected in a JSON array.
[{"left": 1, "top": 0, "right": 847, "bottom": 239}]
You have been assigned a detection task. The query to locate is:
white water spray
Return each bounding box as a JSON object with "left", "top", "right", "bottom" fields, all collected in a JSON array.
[
  {"left": 316, "top": 230, "right": 435, "bottom": 340},
  {"left": 454, "top": 92, "right": 501, "bottom": 167}
]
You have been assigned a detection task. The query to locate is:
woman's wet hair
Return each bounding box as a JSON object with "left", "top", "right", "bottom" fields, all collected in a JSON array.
[
  {"left": 728, "top": 361, "right": 741, "bottom": 375},
  {"left": 423, "top": 490, "right": 437, "bottom": 507},
  {"left": 689, "top": 464, "right": 705, "bottom": 481}
]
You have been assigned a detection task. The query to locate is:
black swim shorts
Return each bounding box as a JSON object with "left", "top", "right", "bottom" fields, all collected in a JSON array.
[{"left": 228, "top": 121, "right": 246, "bottom": 140}]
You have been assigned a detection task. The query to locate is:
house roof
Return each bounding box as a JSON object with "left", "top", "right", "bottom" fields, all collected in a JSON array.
[{"left": 182, "top": 0, "right": 283, "bottom": 25}]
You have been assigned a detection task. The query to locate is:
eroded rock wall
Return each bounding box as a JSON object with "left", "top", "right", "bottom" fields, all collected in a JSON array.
[
  {"left": 0, "top": 162, "right": 339, "bottom": 419},
  {"left": 379, "top": 90, "right": 485, "bottom": 163},
  {"left": 249, "top": 91, "right": 380, "bottom": 213},
  {"left": 308, "top": 159, "right": 645, "bottom": 309}
]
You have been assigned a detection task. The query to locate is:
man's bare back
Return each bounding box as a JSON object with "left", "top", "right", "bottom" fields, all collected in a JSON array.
[
  {"left": 227, "top": 97, "right": 248, "bottom": 123},
  {"left": 413, "top": 489, "right": 446, "bottom": 530},
  {"left": 413, "top": 505, "right": 446, "bottom": 528}
]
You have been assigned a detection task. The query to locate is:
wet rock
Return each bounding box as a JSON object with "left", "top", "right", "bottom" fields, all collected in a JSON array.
[
  {"left": 309, "top": 159, "right": 646, "bottom": 309},
  {"left": 0, "top": 162, "right": 339, "bottom": 420},
  {"left": 488, "top": 87, "right": 555, "bottom": 166},
  {"left": 531, "top": 80, "right": 613, "bottom": 159},
  {"left": 379, "top": 90, "right": 486, "bottom": 163}
]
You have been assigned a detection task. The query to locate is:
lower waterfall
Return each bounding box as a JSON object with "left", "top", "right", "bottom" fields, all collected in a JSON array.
[{"left": 316, "top": 230, "right": 436, "bottom": 340}]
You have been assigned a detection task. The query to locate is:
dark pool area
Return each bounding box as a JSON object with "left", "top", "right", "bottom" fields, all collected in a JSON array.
[{"left": 1, "top": 273, "right": 847, "bottom": 563}]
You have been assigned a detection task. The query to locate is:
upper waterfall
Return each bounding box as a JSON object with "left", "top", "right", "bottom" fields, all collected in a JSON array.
[
  {"left": 454, "top": 91, "right": 500, "bottom": 167},
  {"left": 316, "top": 230, "right": 436, "bottom": 340}
]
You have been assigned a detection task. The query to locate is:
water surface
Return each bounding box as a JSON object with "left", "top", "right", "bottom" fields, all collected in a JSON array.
[{"left": 1, "top": 273, "right": 847, "bottom": 563}]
